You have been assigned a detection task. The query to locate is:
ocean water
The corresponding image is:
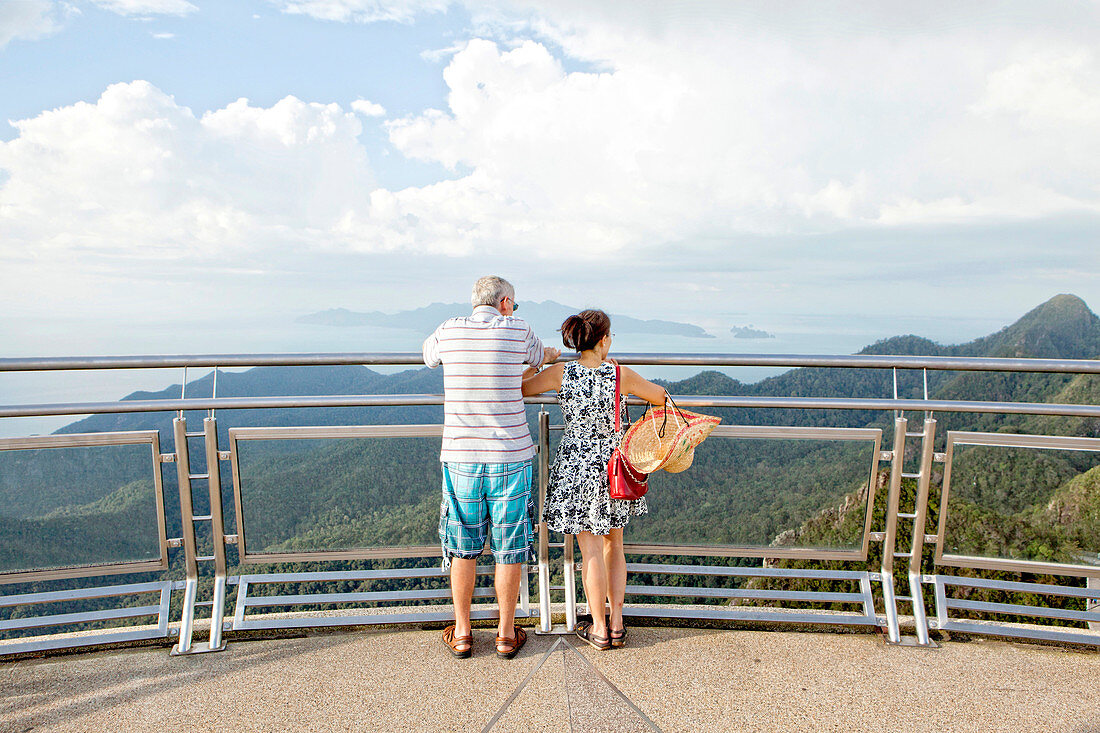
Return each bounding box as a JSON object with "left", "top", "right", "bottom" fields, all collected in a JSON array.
[{"left": 0, "top": 311, "right": 1006, "bottom": 438}]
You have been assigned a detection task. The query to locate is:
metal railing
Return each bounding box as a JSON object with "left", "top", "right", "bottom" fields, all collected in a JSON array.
[{"left": 1, "top": 351, "right": 1099, "bottom": 656}]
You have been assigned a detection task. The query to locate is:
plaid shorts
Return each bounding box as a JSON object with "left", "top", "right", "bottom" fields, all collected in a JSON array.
[{"left": 439, "top": 461, "right": 534, "bottom": 566}]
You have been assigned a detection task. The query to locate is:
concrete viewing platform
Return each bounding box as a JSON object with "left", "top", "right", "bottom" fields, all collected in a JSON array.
[{"left": 4, "top": 624, "right": 1100, "bottom": 732}]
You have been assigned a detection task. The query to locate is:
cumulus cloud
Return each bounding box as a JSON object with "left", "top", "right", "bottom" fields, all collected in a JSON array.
[
  {"left": 88, "top": 0, "right": 198, "bottom": 15},
  {"left": 0, "top": 0, "right": 60, "bottom": 48},
  {"left": 377, "top": 4, "right": 1100, "bottom": 249},
  {"left": 0, "top": 81, "right": 377, "bottom": 263},
  {"left": 3, "top": 1, "right": 1099, "bottom": 323}
]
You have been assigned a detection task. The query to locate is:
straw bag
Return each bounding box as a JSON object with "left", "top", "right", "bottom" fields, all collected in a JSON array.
[
  {"left": 607, "top": 364, "right": 649, "bottom": 501},
  {"left": 621, "top": 395, "right": 721, "bottom": 474}
]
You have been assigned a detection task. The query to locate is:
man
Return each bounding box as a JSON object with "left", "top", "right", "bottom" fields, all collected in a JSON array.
[{"left": 423, "top": 276, "right": 560, "bottom": 659}]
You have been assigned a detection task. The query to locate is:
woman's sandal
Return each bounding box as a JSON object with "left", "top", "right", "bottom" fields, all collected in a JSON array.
[
  {"left": 495, "top": 626, "right": 527, "bottom": 659},
  {"left": 442, "top": 624, "right": 473, "bottom": 659},
  {"left": 575, "top": 620, "right": 611, "bottom": 651},
  {"left": 610, "top": 627, "right": 627, "bottom": 648}
]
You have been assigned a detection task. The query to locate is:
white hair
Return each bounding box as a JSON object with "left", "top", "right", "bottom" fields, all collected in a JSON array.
[{"left": 471, "top": 276, "right": 515, "bottom": 308}]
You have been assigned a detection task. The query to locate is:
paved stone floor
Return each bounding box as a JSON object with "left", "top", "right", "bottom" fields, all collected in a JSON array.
[{"left": 4, "top": 626, "right": 1100, "bottom": 732}]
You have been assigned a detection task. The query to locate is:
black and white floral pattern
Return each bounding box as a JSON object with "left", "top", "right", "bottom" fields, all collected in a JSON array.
[{"left": 543, "top": 361, "right": 647, "bottom": 535}]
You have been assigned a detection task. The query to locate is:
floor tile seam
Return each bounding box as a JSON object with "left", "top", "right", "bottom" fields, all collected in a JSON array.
[
  {"left": 562, "top": 646, "right": 574, "bottom": 733},
  {"left": 561, "top": 638, "right": 663, "bottom": 733},
  {"left": 481, "top": 638, "right": 564, "bottom": 733}
]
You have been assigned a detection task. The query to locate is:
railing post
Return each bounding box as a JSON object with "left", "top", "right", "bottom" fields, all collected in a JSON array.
[
  {"left": 172, "top": 416, "right": 199, "bottom": 654},
  {"left": 1089, "top": 578, "right": 1099, "bottom": 633},
  {"left": 880, "top": 417, "right": 907, "bottom": 643},
  {"left": 202, "top": 416, "right": 228, "bottom": 651},
  {"left": 907, "top": 418, "right": 936, "bottom": 646},
  {"left": 536, "top": 410, "right": 552, "bottom": 633},
  {"left": 171, "top": 415, "right": 228, "bottom": 655}
]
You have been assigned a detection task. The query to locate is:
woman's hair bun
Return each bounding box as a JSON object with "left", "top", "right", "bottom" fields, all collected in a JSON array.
[{"left": 560, "top": 309, "right": 611, "bottom": 352}]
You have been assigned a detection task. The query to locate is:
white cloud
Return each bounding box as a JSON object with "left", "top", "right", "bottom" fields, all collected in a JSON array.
[
  {"left": 151, "top": 30, "right": 174, "bottom": 38},
  {"left": 270, "top": 0, "right": 450, "bottom": 24},
  {"left": 0, "top": 0, "right": 59, "bottom": 48},
  {"left": 420, "top": 41, "right": 467, "bottom": 63},
  {"left": 971, "top": 48, "right": 1100, "bottom": 128},
  {"left": 377, "top": 6, "right": 1100, "bottom": 250},
  {"left": 88, "top": 0, "right": 198, "bottom": 15},
  {"left": 351, "top": 98, "right": 386, "bottom": 117},
  {"left": 3, "top": 2, "right": 1100, "bottom": 327},
  {"left": 0, "top": 81, "right": 377, "bottom": 263}
]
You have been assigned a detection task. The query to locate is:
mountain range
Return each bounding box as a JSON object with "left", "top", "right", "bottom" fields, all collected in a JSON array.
[{"left": 2, "top": 294, "right": 1098, "bottom": 605}]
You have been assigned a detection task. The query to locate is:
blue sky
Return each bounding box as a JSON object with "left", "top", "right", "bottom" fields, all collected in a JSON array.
[{"left": 1, "top": 0, "right": 1099, "bottom": 356}]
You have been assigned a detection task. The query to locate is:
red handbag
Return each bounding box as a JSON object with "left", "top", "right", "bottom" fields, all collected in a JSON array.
[{"left": 607, "top": 363, "right": 649, "bottom": 500}]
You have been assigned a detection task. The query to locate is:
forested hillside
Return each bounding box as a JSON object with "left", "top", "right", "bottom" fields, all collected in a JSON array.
[{"left": 1, "top": 294, "right": 1097, "bottom": 605}]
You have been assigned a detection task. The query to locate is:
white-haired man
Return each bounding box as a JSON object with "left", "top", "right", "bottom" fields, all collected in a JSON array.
[{"left": 423, "top": 276, "right": 560, "bottom": 658}]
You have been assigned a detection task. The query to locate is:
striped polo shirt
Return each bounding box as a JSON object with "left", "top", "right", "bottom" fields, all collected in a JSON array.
[{"left": 423, "top": 305, "right": 546, "bottom": 464}]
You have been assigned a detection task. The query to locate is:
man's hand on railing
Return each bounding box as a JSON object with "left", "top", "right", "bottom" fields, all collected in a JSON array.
[{"left": 542, "top": 348, "right": 561, "bottom": 367}]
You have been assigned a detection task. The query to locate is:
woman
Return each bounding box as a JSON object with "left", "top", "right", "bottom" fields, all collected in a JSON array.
[{"left": 521, "top": 309, "right": 666, "bottom": 649}]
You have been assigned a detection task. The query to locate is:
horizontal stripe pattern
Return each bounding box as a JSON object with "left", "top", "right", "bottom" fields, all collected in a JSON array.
[{"left": 423, "top": 305, "right": 545, "bottom": 463}]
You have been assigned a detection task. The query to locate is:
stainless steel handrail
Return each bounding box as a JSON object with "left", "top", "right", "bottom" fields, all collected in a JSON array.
[
  {"left": 3, "top": 394, "right": 1100, "bottom": 419},
  {"left": 3, "top": 352, "right": 1100, "bottom": 373},
  {"left": 3, "top": 350, "right": 1100, "bottom": 654}
]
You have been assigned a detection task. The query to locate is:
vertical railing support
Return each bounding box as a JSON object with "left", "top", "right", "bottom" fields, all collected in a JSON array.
[
  {"left": 536, "top": 410, "right": 552, "bottom": 633},
  {"left": 202, "top": 416, "right": 229, "bottom": 651},
  {"left": 171, "top": 414, "right": 228, "bottom": 655},
  {"left": 907, "top": 418, "right": 937, "bottom": 646},
  {"left": 1089, "top": 578, "right": 1099, "bottom": 633},
  {"left": 880, "top": 417, "right": 907, "bottom": 643},
  {"left": 172, "top": 416, "right": 199, "bottom": 654}
]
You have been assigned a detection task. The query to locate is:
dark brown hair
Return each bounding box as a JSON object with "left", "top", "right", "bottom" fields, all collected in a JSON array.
[{"left": 561, "top": 309, "right": 611, "bottom": 352}]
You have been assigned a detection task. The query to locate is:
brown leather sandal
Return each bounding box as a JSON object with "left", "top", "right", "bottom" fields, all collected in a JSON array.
[
  {"left": 495, "top": 626, "right": 527, "bottom": 659},
  {"left": 610, "top": 627, "right": 627, "bottom": 648},
  {"left": 575, "top": 620, "right": 611, "bottom": 650},
  {"left": 442, "top": 624, "right": 472, "bottom": 658}
]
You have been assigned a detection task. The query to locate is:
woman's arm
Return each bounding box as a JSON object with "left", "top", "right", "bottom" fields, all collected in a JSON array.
[
  {"left": 620, "top": 366, "right": 667, "bottom": 405},
  {"left": 522, "top": 362, "right": 565, "bottom": 396}
]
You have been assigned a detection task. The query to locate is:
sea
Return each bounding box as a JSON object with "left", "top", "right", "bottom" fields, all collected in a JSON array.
[{"left": 0, "top": 311, "right": 1008, "bottom": 438}]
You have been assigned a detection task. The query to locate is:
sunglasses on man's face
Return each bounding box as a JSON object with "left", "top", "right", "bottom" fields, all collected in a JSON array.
[{"left": 502, "top": 296, "right": 518, "bottom": 311}]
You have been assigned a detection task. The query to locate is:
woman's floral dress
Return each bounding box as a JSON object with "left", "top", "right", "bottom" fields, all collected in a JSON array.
[{"left": 542, "top": 361, "right": 647, "bottom": 535}]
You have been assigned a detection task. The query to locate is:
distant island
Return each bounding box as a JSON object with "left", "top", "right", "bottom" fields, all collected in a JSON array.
[
  {"left": 730, "top": 325, "right": 775, "bottom": 339},
  {"left": 298, "top": 301, "right": 715, "bottom": 339}
]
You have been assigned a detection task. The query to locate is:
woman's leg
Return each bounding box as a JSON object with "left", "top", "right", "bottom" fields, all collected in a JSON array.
[
  {"left": 603, "top": 527, "right": 626, "bottom": 633},
  {"left": 575, "top": 531, "right": 609, "bottom": 638}
]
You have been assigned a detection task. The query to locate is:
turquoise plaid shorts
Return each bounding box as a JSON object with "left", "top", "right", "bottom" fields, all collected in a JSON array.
[{"left": 439, "top": 460, "right": 534, "bottom": 566}]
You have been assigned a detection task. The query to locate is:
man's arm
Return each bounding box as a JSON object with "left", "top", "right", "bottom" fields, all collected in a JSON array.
[
  {"left": 423, "top": 326, "right": 442, "bottom": 368},
  {"left": 522, "top": 323, "right": 547, "bottom": 368}
]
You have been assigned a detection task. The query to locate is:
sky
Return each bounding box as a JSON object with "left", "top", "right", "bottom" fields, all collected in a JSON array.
[{"left": 1, "top": 0, "right": 1099, "bottom": 357}]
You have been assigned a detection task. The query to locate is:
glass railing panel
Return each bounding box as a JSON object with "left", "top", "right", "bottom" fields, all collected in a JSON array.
[
  {"left": 0, "top": 434, "right": 167, "bottom": 577},
  {"left": 230, "top": 427, "right": 445, "bottom": 560},
  {"left": 939, "top": 434, "right": 1100, "bottom": 570},
  {"left": 621, "top": 427, "right": 881, "bottom": 557}
]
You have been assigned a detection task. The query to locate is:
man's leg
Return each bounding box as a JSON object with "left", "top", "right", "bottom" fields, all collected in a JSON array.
[
  {"left": 440, "top": 462, "right": 488, "bottom": 654},
  {"left": 450, "top": 557, "right": 477, "bottom": 652},
  {"left": 487, "top": 460, "right": 533, "bottom": 649},
  {"left": 494, "top": 561, "right": 523, "bottom": 643}
]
